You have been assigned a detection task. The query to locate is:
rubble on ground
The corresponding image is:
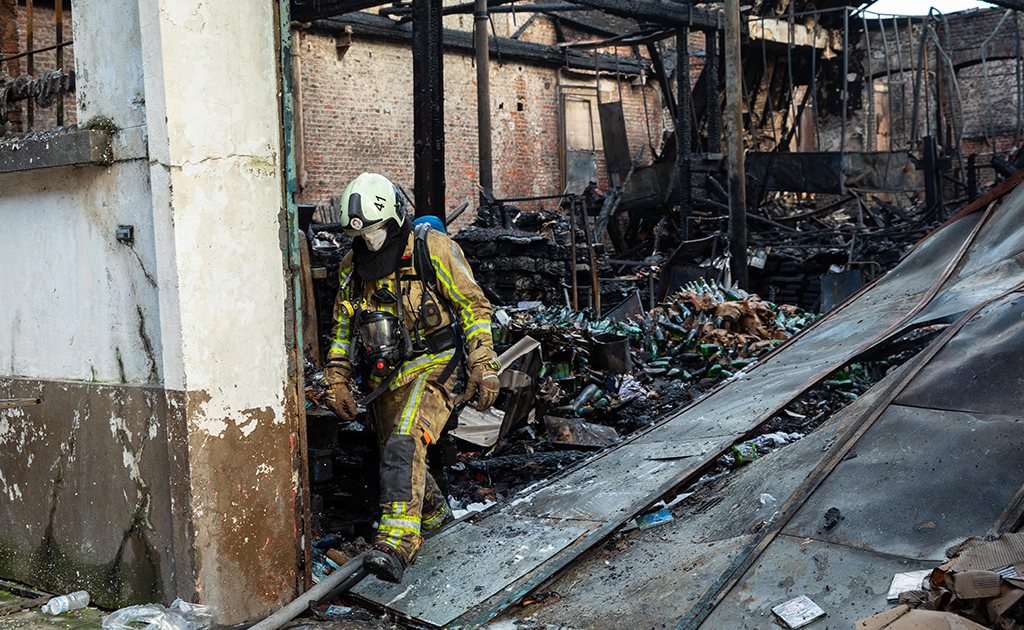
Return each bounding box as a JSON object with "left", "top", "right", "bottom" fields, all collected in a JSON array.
[{"left": 859, "top": 532, "right": 1024, "bottom": 630}]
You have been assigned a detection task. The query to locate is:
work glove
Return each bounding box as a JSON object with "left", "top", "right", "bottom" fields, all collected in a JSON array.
[
  {"left": 464, "top": 360, "right": 500, "bottom": 412},
  {"left": 324, "top": 365, "right": 359, "bottom": 421}
]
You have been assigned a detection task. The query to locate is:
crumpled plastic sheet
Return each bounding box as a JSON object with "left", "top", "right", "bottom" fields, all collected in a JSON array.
[{"left": 102, "top": 599, "right": 216, "bottom": 630}]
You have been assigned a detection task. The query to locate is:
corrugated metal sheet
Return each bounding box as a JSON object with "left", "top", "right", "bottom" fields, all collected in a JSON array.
[{"left": 354, "top": 179, "right": 1024, "bottom": 629}]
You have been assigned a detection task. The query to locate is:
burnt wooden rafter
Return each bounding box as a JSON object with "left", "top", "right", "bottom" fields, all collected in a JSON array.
[{"left": 314, "top": 12, "right": 647, "bottom": 74}]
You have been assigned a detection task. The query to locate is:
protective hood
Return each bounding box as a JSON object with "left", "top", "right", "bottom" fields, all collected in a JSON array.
[{"left": 353, "top": 218, "right": 412, "bottom": 282}]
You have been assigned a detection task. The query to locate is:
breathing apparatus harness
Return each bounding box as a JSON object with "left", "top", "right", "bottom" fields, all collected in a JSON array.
[{"left": 344, "top": 223, "right": 465, "bottom": 407}]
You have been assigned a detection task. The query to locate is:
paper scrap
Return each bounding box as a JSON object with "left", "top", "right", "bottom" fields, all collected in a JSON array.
[{"left": 887, "top": 569, "right": 932, "bottom": 601}]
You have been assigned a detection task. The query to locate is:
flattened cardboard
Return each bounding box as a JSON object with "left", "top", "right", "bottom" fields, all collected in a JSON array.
[
  {"left": 986, "top": 583, "right": 1024, "bottom": 618},
  {"left": 856, "top": 606, "right": 991, "bottom": 630},
  {"left": 951, "top": 532, "right": 1024, "bottom": 573},
  {"left": 949, "top": 570, "right": 1004, "bottom": 599},
  {"left": 858, "top": 605, "right": 911, "bottom": 630}
]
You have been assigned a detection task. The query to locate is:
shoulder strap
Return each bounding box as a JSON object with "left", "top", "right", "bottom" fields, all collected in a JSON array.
[{"left": 413, "top": 222, "right": 438, "bottom": 292}]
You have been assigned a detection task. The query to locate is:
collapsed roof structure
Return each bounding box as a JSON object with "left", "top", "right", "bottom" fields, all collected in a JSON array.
[{"left": 346, "top": 143, "right": 1024, "bottom": 630}]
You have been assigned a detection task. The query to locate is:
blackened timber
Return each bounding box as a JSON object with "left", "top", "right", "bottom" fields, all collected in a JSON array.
[
  {"left": 988, "top": 0, "right": 1024, "bottom": 10},
  {"left": 548, "top": 13, "right": 624, "bottom": 38},
  {"left": 315, "top": 12, "right": 645, "bottom": 73},
  {"left": 725, "top": 0, "right": 747, "bottom": 288},
  {"left": 563, "top": 0, "right": 723, "bottom": 31},
  {"left": 705, "top": 30, "right": 722, "bottom": 153},
  {"left": 677, "top": 27, "right": 691, "bottom": 240},
  {"left": 648, "top": 41, "right": 677, "bottom": 121},
  {"left": 413, "top": 0, "right": 445, "bottom": 219},
  {"left": 292, "top": 0, "right": 394, "bottom": 22}
]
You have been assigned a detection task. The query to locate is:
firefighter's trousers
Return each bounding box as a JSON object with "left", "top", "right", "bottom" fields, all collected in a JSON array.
[{"left": 373, "top": 370, "right": 453, "bottom": 566}]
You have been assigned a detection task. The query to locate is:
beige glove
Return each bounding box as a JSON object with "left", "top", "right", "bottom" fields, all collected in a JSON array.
[
  {"left": 324, "top": 364, "right": 359, "bottom": 421},
  {"left": 464, "top": 362, "right": 500, "bottom": 411}
]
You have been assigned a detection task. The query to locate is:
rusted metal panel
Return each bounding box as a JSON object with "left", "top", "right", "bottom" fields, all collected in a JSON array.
[
  {"left": 910, "top": 182, "right": 1024, "bottom": 326},
  {"left": 898, "top": 292, "right": 1024, "bottom": 417}
]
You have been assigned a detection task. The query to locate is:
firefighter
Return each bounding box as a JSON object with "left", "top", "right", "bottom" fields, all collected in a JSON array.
[{"left": 323, "top": 172, "right": 500, "bottom": 583}]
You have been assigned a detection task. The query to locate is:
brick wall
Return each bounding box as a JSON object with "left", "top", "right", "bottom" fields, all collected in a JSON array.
[
  {"left": 1, "top": 0, "right": 76, "bottom": 132},
  {"left": 957, "top": 59, "right": 1021, "bottom": 140},
  {"left": 296, "top": 17, "right": 664, "bottom": 232}
]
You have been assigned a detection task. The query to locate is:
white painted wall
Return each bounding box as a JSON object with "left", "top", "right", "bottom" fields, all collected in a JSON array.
[
  {"left": 2, "top": 0, "right": 299, "bottom": 616},
  {"left": 137, "top": 0, "right": 289, "bottom": 434},
  {"left": 0, "top": 0, "right": 159, "bottom": 384}
]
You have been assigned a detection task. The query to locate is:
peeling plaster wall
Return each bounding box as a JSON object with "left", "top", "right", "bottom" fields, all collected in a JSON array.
[
  {"left": 136, "top": 0, "right": 300, "bottom": 622},
  {"left": 1, "top": 0, "right": 301, "bottom": 621},
  {"left": 0, "top": 0, "right": 189, "bottom": 609}
]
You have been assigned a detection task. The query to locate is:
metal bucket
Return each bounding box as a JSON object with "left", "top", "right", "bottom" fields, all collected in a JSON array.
[{"left": 591, "top": 333, "right": 632, "bottom": 373}]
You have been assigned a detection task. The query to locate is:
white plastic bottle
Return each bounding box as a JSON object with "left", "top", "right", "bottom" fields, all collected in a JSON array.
[{"left": 41, "top": 591, "right": 90, "bottom": 615}]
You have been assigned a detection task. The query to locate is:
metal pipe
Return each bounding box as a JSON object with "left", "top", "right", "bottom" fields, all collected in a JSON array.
[
  {"left": 1011, "top": 10, "right": 1019, "bottom": 146},
  {"left": 891, "top": 17, "right": 906, "bottom": 147},
  {"left": 878, "top": 18, "right": 894, "bottom": 152},
  {"left": 979, "top": 10, "right": 1014, "bottom": 150},
  {"left": 569, "top": 200, "right": 579, "bottom": 311},
  {"left": 475, "top": 0, "right": 493, "bottom": 195},
  {"left": 725, "top": 0, "right": 747, "bottom": 289},
  {"left": 576, "top": 198, "right": 601, "bottom": 317},
  {"left": 26, "top": 0, "right": 33, "bottom": 129},
  {"left": 787, "top": 2, "right": 798, "bottom": 149},
  {"left": 246, "top": 554, "right": 367, "bottom": 630},
  {"left": 910, "top": 20, "right": 927, "bottom": 145},
  {"left": 760, "top": 22, "right": 779, "bottom": 147}
]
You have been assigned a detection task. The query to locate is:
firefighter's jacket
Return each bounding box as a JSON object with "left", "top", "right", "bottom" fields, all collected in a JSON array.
[{"left": 326, "top": 228, "right": 496, "bottom": 391}]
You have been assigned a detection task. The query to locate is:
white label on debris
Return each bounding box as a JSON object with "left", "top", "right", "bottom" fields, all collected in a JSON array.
[
  {"left": 887, "top": 569, "right": 932, "bottom": 601},
  {"left": 771, "top": 595, "right": 826, "bottom": 629}
]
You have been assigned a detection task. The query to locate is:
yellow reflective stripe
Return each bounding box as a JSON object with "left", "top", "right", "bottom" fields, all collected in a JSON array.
[
  {"left": 398, "top": 374, "right": 429, "bottom": 434},
  {"left": 465, "top": 321, "right": 491, "bottom": 340},
  {"left": 432, "top": 254, "right": 486, "bottom": 335},
  {"left": 381, "top": 518, "right": 421, "bottom": 532},
  {"left": 431, "top": 255, "right": 473, "bottom": 311},
  {"left": 391, "top": 348, "right": 457, "bottom": 385},
  {"left": 421, "top": 505, "right": 450, "bottom": 529}
]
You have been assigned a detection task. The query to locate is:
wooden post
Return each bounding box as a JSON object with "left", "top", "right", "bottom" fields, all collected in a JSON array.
[{"left": 725, "top": 0, "right": 748, "bottom": 289}]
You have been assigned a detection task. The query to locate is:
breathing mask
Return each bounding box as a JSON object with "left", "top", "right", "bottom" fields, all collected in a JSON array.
[{"left": 357, "top": 310, "right": 406, "bottom": 378}]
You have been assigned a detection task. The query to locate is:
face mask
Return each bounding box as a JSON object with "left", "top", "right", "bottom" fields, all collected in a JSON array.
[{"left": 363, "top": 226, "right": 388, "bottom": 251}]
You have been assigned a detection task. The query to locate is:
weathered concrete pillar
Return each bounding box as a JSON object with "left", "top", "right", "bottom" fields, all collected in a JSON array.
[{"left": 136, "top": 0, "right": 300, "bottom": 621}]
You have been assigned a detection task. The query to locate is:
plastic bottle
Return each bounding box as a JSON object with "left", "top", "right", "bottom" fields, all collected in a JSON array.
[{"left": 41, "top": 591, "right": 90, "bottom": 615}]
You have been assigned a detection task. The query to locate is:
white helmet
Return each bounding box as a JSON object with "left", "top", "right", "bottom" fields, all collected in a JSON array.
[{"left": 339, "top": 173, "right": 406, "bottom": 236}]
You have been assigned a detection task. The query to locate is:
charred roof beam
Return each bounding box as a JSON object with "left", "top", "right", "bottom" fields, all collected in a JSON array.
[
  {"left": 293, "top": 0, "right": 394, "bottom": 22},
  {"left": 314, "top": 12, "right": 647, "bottom": 73},
  {"left": 561, "top": 0, "right": 724, "bottom": 31},
  {"left": 987, "top": 0, "right": 1024, "bottom": 10}
]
